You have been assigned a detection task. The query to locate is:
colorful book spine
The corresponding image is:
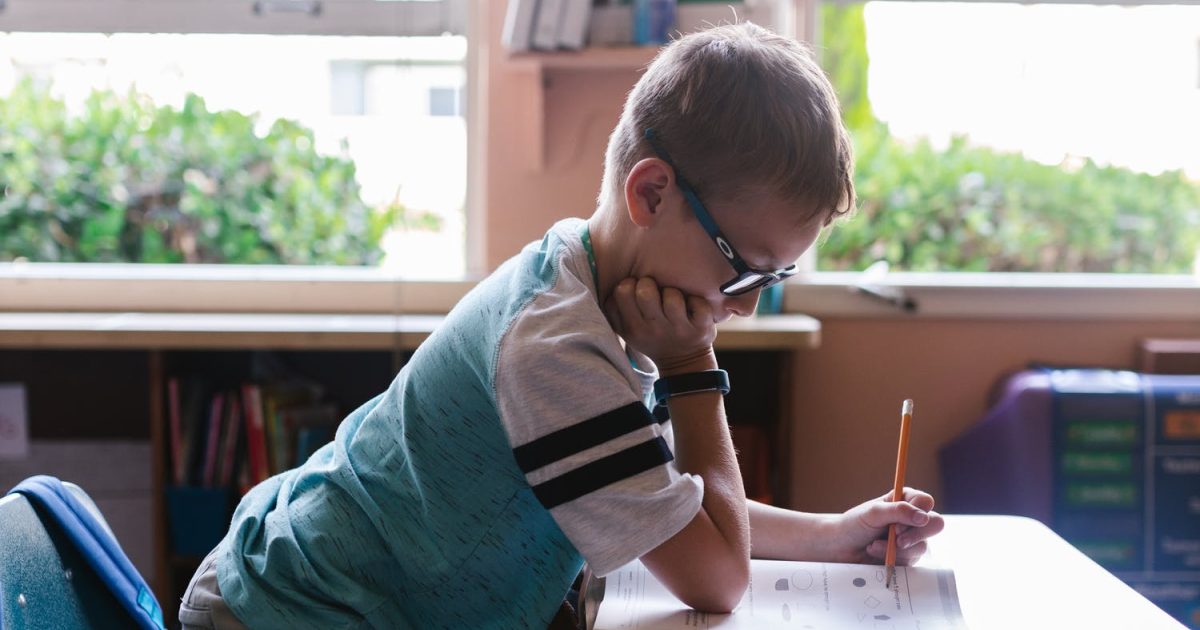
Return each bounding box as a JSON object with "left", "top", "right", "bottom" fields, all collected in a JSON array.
[
  {"left": 201, "top": 392, "right": 226, "bottom": 487},
  {"left": 167, "top": 377, "right": 184, "bottom": 486},
  {"left": 264, "top": 394, "right": 280, "bottom": 475},
  {"left": 241, "top": 384, "right": 270, "bottom": 484},
  {"left": 218, "top": 391, "right": 243, "bottom": 487},
  {"left": 501, "top": 0, "right": 539, "bottom": 52}
]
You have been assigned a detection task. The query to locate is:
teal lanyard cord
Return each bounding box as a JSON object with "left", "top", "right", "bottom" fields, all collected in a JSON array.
[
  {"left": 580, "top": 223, "right": 601, "bottom": 297},
  {"left": 582, "top": 222, "right": 641, "bottom": 372}
]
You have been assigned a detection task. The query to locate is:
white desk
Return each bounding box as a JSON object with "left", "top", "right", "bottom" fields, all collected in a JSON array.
[
  {"left": 921, "top": 515, "right": 1184, "bottom": 629},
  {"left": 582, "top": 515, "right": 1185, "bottom": 629}
]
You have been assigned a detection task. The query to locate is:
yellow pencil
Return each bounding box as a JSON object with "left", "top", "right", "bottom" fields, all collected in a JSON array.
[{"left": 885, "top": 399, "right": 913, "bottom": 588}]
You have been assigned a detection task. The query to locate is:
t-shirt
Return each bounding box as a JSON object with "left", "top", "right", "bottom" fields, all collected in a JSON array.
[{"left": 217, "top": 218, "right": 704, "bottom": 629}]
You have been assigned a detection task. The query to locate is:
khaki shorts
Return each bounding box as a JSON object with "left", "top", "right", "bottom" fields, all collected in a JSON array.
[{"left": 179, "top": 543, "right": 249, "bottom": 630}]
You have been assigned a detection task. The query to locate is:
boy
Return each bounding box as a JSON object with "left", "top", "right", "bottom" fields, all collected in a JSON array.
[{"left": 180, "top": 21, "right": 944, "bottom": 630}]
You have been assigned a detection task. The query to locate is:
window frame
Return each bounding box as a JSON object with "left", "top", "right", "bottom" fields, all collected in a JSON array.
[
  {"left": 0, "top": 0, "right": 467, "bottom": 37},
  {"left": 1, "top": 0, "right": 1197, "bottom": 318},
  {"left": 0, "top": 0, "right": 475, "bottom": 273}
]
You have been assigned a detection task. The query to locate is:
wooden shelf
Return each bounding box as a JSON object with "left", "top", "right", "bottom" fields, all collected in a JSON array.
[
  {"left": 0, "top": 311, "right": 819, "bottom": 351},
  {"left": 716, "top": 313, "right": 821, "bottom": 350},
  {"left": 507, "top": 46, "right": 658, "bottom": 71}
]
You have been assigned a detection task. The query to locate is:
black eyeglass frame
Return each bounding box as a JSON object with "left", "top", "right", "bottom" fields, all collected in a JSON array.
[{"left": 643, "top": 128, "right": 798, "bottom": 297}]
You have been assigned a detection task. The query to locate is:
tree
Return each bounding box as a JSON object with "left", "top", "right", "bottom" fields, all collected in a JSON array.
[{"left": 0, "top": 80, "right": 399, "bottom": 265}]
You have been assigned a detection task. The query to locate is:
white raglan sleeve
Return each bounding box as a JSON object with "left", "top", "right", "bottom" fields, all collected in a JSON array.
[{"left": 495, "top": 293, "right": 703, "bottom": 577}]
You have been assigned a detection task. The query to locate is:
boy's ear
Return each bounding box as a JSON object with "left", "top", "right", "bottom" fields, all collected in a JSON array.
[{"left": 624, "top": 158, "right": 675, "bottom": 228}]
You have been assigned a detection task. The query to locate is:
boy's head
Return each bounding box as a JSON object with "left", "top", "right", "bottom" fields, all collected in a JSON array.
[
  {"left": 601, "top": 21, "right": 855, "bottom": 224},
  {"left": 597, "top": 21, "right": 856, "bottom": 319}
]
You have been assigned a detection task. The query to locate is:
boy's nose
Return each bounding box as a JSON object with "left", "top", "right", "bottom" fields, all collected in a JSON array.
[{"left": 724, "top": 290, "right": 761, "bottom": 318}]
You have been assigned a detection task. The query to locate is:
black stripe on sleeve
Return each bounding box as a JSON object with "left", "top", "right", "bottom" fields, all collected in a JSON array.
[
  {"left": 512, "top": 401, "right": 656, "bottom": 473},
  {"left": 530, "top": 437, "right": 674, "bottom": 509}
]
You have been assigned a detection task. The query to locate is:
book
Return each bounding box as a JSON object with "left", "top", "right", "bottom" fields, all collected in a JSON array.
[
  {"left": 241, "top": 384, "right": 270, "bottom": 485},
  {"left": 166, "top": 378, "right": 184, "bottom": 485},
  {"left": 261, "top": 381, "right": 323, "bottom": 475},
  {"left": 502, "top": 0, "right": 540, "bottom": 52},
  {"left": 557, "top": 0, "right": 593, "bottom": 50},
  {"left": 532, "top": 0, "right": 566, "bottom": 50},
  {"left": 217, "top": 390, "right": 243, "bottom": 487},
  {"left": 179, "top": 379, "right": 210, "bottom": 486},
  {"left": 589, "top": 1, "right": 755, "bottom": 47},
  {"left": 588, "top": 2, "right": 632, "bottom": 47},
  {"left": 588, "top": 558, "right": 966, "bottom": 629},
  {"left": 201, "top": 391, "right": 226, "bottom": 487},
  {"left": 278, "top": 403, "right": 338, "bottom": 469}
]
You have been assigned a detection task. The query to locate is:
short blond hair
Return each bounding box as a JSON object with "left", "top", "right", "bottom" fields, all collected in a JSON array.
[{"left": 600, "top": 22, "right": 855, "bottom": 226}]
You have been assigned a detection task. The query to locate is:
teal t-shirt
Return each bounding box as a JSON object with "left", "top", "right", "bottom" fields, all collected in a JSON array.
[{"left": 216, "top": 219, "right": 703, "bottom": 628}]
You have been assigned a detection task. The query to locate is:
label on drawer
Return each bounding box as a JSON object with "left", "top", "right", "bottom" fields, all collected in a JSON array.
[
  {"left": 1061, "top": 451, "right": 1134, "bottom": 475},
  {"left": 1165, "top": 411, "right": 1200, "bottom": 440},
  {"left": 1065, "top": 481, "right": 1139, "bottom": 508},
  {"left": 1065, "top": 421, "right": 1139, "bottom": 447}
]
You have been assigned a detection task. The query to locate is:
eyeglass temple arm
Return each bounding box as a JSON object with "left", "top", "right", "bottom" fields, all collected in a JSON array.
[{"left": 644, "top": 128, "right": 753, "bottom": 274}]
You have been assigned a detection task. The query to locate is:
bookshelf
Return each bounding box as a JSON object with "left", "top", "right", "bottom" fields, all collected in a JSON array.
[{"left": 0, "top": 311, "right": 818, "bottom": 624}]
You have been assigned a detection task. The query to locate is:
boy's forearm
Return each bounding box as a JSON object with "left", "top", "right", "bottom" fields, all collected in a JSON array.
[
  {"left": 661, "top": 355, "right": 751, "bottom": 565},
  {"left": 747, "top": 500, "right": 837, "bottom": 561}
]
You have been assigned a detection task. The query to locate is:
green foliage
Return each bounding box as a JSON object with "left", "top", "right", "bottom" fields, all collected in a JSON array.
[
  {"left": 822, "top": 124, "right": 1200, "bottom": 272},
  {"left": 0, "top": 79, "right": 407, "bottom": 265},
  {"left": 817, "top": 5, "right": 1200, "bottom": 273},
  {"left": 819, "top": 3, "right": 876, "bottom": 132}
]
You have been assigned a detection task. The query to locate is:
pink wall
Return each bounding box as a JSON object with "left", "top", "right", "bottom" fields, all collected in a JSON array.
[{"left": 786, "top": 318, "right": 1200, "bottom": 513}]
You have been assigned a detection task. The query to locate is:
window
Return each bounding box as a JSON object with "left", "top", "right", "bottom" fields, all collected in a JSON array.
[
  {"left": 428, "top": 86, "right": 462, "bottom": 117},
  {"left": 816, "top": 1, "right": 1200, "bottom": 274},
  {"left": 0, "top": 0, "right": 468, "bottom": 277}
]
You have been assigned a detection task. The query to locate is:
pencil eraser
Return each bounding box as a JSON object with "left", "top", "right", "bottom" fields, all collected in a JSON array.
[{"left": 902, "top": 399, "right": 913, "bottom": 415}]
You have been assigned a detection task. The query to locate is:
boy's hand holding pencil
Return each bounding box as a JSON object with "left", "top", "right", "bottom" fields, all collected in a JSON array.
[
  {"left": 818, "top": 399, "right": 944, "bottom": 569},
  {"left": 886, "top": 399, "right": 915, "bottom": 586}
]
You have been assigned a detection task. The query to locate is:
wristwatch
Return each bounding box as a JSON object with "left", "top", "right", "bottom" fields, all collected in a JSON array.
[{"left": 653, "top": 369, "right": 730, "bottom": 407}]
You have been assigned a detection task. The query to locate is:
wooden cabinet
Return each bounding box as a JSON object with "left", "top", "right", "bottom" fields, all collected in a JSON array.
[{"left": 0, "top": 310, "right": 817, "bottom": 622}]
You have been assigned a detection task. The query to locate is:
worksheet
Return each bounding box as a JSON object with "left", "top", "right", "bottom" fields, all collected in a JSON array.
[{"left": 592, "top": 558, "right": 966, "bottom": 629}]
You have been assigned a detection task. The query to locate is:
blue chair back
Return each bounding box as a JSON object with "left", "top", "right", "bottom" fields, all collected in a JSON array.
[{"left": 0, "top": 477, "right": 164, "bottom": 630}]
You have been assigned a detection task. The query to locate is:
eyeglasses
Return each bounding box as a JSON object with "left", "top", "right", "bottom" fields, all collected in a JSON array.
[{"left": 643, "top": 128, "right": 798, "bottom": 297}]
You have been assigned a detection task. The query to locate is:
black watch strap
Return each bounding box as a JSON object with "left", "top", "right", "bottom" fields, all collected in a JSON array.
[{"left": 653, "top": 369, "right": 730, "bottom": 408}]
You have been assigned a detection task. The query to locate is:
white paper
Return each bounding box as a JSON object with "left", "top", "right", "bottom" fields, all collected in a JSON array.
[
  {"left": 0, "top": 383, "right": 29, "bottom": 459},
  {"left": 594, "top": 558, "right": 966, "bottom": 630}
]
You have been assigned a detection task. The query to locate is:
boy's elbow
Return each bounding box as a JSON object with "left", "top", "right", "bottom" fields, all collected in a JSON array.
[
  {"left": 678, "top": 561, "right": 749, "bottom": 613},
  {"left": 684, "top": 587, "right": 744, "bottom": 615}
]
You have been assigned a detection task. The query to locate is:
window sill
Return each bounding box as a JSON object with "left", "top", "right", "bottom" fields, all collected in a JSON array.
[
  {"left": 2, "top": 263, "right": 1199, "bottom": 321},
  {"left": 0, "top": 262, "right": 478, "bottom": 314},
  {"left": 788, "top": 271, "right": 1200, "bottom": 320}
]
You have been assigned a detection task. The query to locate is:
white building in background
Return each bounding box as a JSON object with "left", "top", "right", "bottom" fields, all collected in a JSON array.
[
  {"left": 864, "top": 2, "right": 1200, "bottom": 179},
  {"left": 0, "top": 32, "right": 467, "bottom": 276}
]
